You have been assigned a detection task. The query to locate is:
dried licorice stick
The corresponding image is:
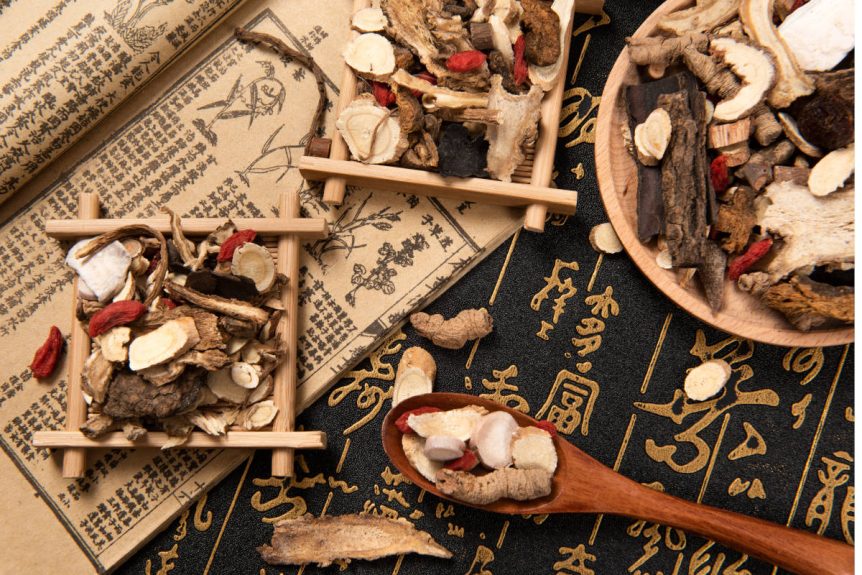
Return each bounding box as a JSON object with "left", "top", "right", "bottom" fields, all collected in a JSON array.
[{"left": 235, "top": 28, "right": 328, "bottom": 154}]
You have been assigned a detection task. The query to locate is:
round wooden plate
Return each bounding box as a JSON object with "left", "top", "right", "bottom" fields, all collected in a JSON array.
[{"left": 594, "top": 0, "right": 854, "bottom": 347}]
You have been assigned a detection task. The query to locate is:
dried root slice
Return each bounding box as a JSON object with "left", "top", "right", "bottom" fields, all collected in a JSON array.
[
  {"left": 778, "top": 0, "right": 855, "bottom": 72},
  {"left": 95, "top": 327, "right": 131, "bottom": 363},
  {"left": 128, "top": 318, "right": 200, "bottom": 371},
  {"left": 408, "top": 405, "right": 487, "bottom": 442},
  {"left": 207, "top": 368, "right": 251, "bottom": 404},
  {"left": 112, "top": 272, "right": 137, "bottom": 303},
  {"left": 762, "top": 276, "right": 854, "bottom": 331},
  {"left": 709, "top": 37, "right": 775, "bottom": 122},
  {"left": 165, "top": 282, "right": 271, "bottom": 327},
  {"left": 393, "top": 347, "right": 436, "bottom": 407},
  {"left": 410, "top": 308, "right": 494, "bottom": 349},
  {"left": 471, "top": 411, "right": 518, "bottom": 469},
  {"left": 485, "top": 76, "right": 544, "bottom": 181},
  {"left": 403, "top": 433, "right": 444, "bottom": 482},
  {"left": 231, "top": 362, "right": 260, "bottom": 389},
  {"left": 236, "top": 400, "right": 278, "bottom": 430},
  {"left": 352, "top": 7, "right": 388, "bottom": 32},
  {"left": 188, "top": 408, "right": 238, "bottom": 436},
  {"left": 67, "top": 239, "right": 131, "bottom": 302},
  {"left": 336, "top": 94, "right": 406, "bottom": 164},
  {"left": 248, "top": 375, "right": 274, "bottom": 404},
  {"left": 140, "top": 361, "right": 186, "bottom": 387},
  {"left": 161, "top": 415, "right": 193, "bottom": 449},
  {"left": 343, "top": 33, "right": 395, "bottom": 77},
  {"left": 808, "top": 145, "right": 854, "bottom": 197},
  {"left": 488, "top": 14, "right": 514, "bottom": 64},
  {"left": 231, "top": 242, "right": 275, "bottom": 291},
  {"left": 511, "top": 427, "right": 557, "bottom": 474},
  {"left": 423, "top": 435, "right": 465, "bottom": 461},
  {"left": 739, "top": 0, "right": 814, "bottom": 108},
  {"left": 656, "top": 249, "right": 673, "bottom": 269},
  {"left": 435, "top": 467, "right": 553, "bottom": 505},
  {"left": 777, "top": 113, "right": 822, "bottom": 158},
  {"left": 684, "top": 359, "right": 732, "bottom": 401},
  {"left": 83, "top": 349, "right": 113, "bottom": 404},
  {"left": 390, "top": 70, "right": 489, "bottom": 110},
  {"left": 658, "top": 0, "right": 740, "bottom": 36},
  {"left": 259, "top": 514, "right": 451, "bottom": 567},
  {"left": 81, "top": 413, "right": 117, "bottom": 439},
  {"left": 634, "top": 108, "right": 672, "bottom": 166},
  {"left": 759, "top": 181, "right": 854, "bottom": 281},
  {"left": 527, "top": 0, "right": 574, "bottom": 91}
]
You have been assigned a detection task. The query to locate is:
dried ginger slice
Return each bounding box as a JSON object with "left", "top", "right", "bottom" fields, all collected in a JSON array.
[{"left": 259, "top": 514, "right": 452, "bottom": 567}]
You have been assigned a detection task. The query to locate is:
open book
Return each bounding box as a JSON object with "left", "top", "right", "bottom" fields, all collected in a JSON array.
[{"left": 0, "top": 0, "right": 523, "bottom": 572}]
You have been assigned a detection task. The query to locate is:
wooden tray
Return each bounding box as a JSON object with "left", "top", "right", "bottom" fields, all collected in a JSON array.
[
  {"left": 594, "top": 0, "right": 854, "bottom": 347},
  {"left": 32, "top": 191, "right": 330, "bottom": 478},
  {"left": 296, "top": 0, "right": 607, "bottom": 232}
]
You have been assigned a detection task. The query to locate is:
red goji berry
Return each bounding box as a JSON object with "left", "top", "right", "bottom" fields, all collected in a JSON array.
[
  {"left": 146, "top": 252, "right": 160, "bottom": 275},
  {"left": 30, "top": 326, "right": 65, "bottom": 379},
  {"left": 710, "top": 155, "right": 730, "bottom": 194},
  {"left": 395, "top": 406, "right": 441, "bottom": 434},
  {"left": 88, "top": 300, "right": 148, "bottom": 337},
  {"left": 446, "top": 50, "right": 487, "bottom": 73},
  {"left": 217, "top": 229, "right": 257, "bottom": 262},
  {"left": 372, "top": 82, "right": 396, "bottom": 107},
  {"left": 728, "top": 238, "right": 773, "bottom": 281},
  {"left": 534, "top": 420, "right": 558, "bottom": 437},
  {"left": 160, "top": 298, "right": 178, "bottom": 310},
  {"left": 514, "top": 35, "right": 528, "bottom": 86},
  {"left": 444, "top": 449, "right": 479, "bottom": 471}
]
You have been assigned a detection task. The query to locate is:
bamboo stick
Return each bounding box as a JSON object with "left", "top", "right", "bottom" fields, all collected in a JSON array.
[
  {"left": 45, "top": 217, "right": 328, "bottom": 240},
  {"left": 34, "top": 431, "right": 326, "bottom": 449},
  {"left": 271, "top": 191, "right": 303, "bottom": 477},
  {"left": 321, "top": 0, "right": 372, "bottom": 206},
  {"left": 62, "top": 192, "right": 100, "bottom": 478}
]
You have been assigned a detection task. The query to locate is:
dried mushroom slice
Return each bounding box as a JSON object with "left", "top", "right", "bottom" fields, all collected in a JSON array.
[{"left": 336, "top": 94, "right": 407, "bottom": 164}]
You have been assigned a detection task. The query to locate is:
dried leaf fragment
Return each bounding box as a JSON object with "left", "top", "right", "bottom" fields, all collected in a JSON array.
[{"left": 259, "top": 514, "right": 451, "bottom": 567}]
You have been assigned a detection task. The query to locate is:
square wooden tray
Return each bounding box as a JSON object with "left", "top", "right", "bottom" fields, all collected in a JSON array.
[
  {"left": 32, "top": 191, "right": 329, "bottom": 478},
  {"left": 297, "top": 0, "right": 605, "bottom": 232}
]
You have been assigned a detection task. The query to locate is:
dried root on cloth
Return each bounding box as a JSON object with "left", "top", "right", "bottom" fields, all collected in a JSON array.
[
  {"left": 259, "top": 514, "right": 451, "bottom": 567},
  {"left": 69, "top": 212, "right": 287, "bottom": 444},
  {"left": 623, "top": 0, "right": 854, "bottom": 330}
]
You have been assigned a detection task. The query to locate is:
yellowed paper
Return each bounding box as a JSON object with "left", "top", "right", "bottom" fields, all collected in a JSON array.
[{"left": 0, "top": 0, "right": 522, "bottom": 572}]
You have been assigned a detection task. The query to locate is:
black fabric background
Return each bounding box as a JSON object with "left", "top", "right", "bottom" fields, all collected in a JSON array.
[{"left": 120, "top": 3, "right": 855, "bottom": 573}]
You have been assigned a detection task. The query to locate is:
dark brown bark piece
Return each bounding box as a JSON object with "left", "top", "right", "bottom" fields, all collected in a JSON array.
[
  {"left": 103, "top": 370, "right": 203, "bottom": 419},
  {"left": 488, "top": 50, "right": 523, "bottom": 94},
  {"left": 625, "top": 73, "right": 699, "bottom": 241},
  {"left": 714, "top": 186, "right": 757, "bottom": 254},
  {"left": 795, "top": 69, "right": 854, "bottom": 151},
  {"left": 762, "top": 276, "right": 854, "bottom": 331},
  {"left": 698, "top": 241, "right": 727, "bottom": 312},
  {"left": 521, "top": 0, "right": 561, "bottom": 66},
  {"left": 658, "top": 90, "right": 706, "bottom": 267},
  {"left": 185, "top": 269, "right": 258, "bottom": 301},
  {"left": 738, "top": 140, "right": 795, "bottom": 191}
]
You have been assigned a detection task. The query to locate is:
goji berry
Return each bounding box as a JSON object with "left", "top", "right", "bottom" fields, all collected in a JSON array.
[
  {"left": 217, "top": 230, "right": 257, "bottom": 262},
  {"left": 728, "top": 238, "right": 773, "bottom": 281},
  {"left": 446, "top": 50, "right": 487, "bottom": 73},
  {"left": 30, "top": 326, "right": 65, "bottom": 379},
  {"left": 710, "top": 155, "right": 730, "bottom": 194},
  {"left": 534, "top": 420, "right": 558, "bottom": 437},
  {"left": 372, "top": 82, "right": 396, "bottom": 107},
  {"left": 514, "top": 35, "right": 528, "bottom": 86},
  {"left": 445, "top": 449, "right": 479, "bottom": 471},
  {"left": 395, "top": 406, "right": 441, "bottom": 434},
  {"left": 160, "top": 298, "right": 178, "bottom": 310},
  {"left": 88, "top": 300, "right": 148, "bottom": 337},
  {"left": 146, "top": 252, "right": 160, "bottom": 275}
]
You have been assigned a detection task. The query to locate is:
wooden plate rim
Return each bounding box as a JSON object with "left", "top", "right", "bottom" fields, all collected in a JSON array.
[{"left": 593, "top": 0, "right": 854, "bottom": 348}]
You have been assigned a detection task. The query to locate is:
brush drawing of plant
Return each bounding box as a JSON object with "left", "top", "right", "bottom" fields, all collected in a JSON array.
[
  {"left": 105, "top": 0, "right": 171, "bottom": 53},
  {"left": 345, "top": 233, "right": 429, "bottom": 307},
  {"left": 305, "top": 192, "right": 402, "bottom": 270}
]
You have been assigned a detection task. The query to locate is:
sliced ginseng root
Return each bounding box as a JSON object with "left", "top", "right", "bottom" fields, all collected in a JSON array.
[
  {"left": 684, "top": 359, "right": 732, "bottom": 401},
  {"left": 392, "top": 346, "right": 436, "bottom": 406}
]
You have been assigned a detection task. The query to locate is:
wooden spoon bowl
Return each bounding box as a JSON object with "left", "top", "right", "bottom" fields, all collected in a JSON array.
[{"left": 383, "top": 393, "right": 854, "bottom": 575}]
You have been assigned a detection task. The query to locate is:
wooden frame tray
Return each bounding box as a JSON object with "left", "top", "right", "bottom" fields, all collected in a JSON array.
[
  {"left": 594, "top": 0, "right": 854, "bottom": 347},
  {"left": 32, "top": 191, "right": 330, "bottom": 478},
  {"left": 297, "top": 0, "right": 606, "bottom": 232}
]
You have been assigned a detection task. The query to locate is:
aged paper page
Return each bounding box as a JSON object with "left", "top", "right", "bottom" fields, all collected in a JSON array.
[
  {"left": 0, "top": 0, "right": 523, "bottom": 572},
  {"left": 0, "top": 0, "right": 247, "bottom": 204}
]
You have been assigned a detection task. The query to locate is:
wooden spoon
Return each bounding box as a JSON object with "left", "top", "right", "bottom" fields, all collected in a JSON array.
[{"left": 382, "top": 393, "right": 854, "bottom": 575}]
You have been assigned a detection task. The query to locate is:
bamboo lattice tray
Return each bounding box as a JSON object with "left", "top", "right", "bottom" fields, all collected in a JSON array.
[
  {"left": 297, "top": 0, "right": 605, "bottom": 232},
  {"left": 32, "top": 191, "right": 329, "bottom": 478}
]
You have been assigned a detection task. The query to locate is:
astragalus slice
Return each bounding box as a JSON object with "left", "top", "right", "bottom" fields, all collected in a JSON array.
[{"left": 259, "top": 514, "right": 451, "bottom": 567}]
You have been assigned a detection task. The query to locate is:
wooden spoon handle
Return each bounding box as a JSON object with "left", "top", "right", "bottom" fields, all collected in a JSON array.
[{"left": 613, "top": 484, "right": 854, "bottom": 575}]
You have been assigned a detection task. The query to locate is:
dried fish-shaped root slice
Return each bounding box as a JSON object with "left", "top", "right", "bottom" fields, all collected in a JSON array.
[{"left": 259, "top": 514, "right": 452, "bottom": 567}]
